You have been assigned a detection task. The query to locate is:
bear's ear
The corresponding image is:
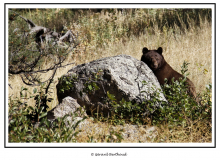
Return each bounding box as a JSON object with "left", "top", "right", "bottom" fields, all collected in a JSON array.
[
  {"left": 142, "top": 47, "right": 149, "bottom": 54},
  {"left": 157, "top": 47, "right": 163, "bottom": 55}
]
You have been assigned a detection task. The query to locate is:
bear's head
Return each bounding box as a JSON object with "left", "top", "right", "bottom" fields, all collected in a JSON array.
[{"left": 141, "top": 47, "right": 165, "bottom": 71}]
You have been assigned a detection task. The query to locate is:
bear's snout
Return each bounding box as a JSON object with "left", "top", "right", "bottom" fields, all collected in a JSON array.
[{"left": 151, "top": 58, "right": 158, "bottom": 70}]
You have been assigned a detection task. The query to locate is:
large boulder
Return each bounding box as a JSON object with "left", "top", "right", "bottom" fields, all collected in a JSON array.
[{"left": 56, "top": 54, "right": 166, "bottom": 116}]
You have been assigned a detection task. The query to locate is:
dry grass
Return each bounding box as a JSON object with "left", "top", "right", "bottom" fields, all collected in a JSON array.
[
  {"left": 71, "top": 118, "right": 212, "bottom": 143},
  {"left": 87, "top": 19, "right": 212, "bottom": 94},
  {"left": 8, "top": 9, "right": 212, "bottom": 143},
  {"left": 154, "top": 120, "right": 212, "bottom": 143}
]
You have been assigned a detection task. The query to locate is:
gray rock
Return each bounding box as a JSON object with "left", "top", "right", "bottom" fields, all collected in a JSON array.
[
  {"left": 55, "top": 96, "right": 86, "bottom": 118},
  {"left": 47, "top": 96, "right": 87, "bottom": 128},
  {"left": 47, "top": 96, "right": 87, "bottom": 120},
  {"left": 44, "top": 96, "right": 158, "bottom": 143},
  {"left": 56, "top": 54, "right": 166, "bottom": 116}
]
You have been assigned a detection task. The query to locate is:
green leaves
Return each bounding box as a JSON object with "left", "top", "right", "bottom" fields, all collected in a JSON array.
[
  {"left": 84, "top": 81, "right": 100, "bottom": 94},
  {"left": 107, "top": 91, "right": 116, "bottom": 101},
  {"left": 105, "top": 90, "right": 162, "bottom": 125},
  {"left": 39, "top": 112, "right": 47, "bottom": 119},
  {"left": 88, "top": 84, "right": 93, "bottom": 91},
  {"left": 33, "top": 88, "right": 37, "bottom": 94},
  {"left": 181, "top": 61, "right": 190, "bottom": 74},
  {"left": 151, "top": 61, "right": 212, "bottom": 127},
  {"left": 8, "top": 84, "right": 88, "bottom": 142},
  {"left": 58, "top": 76, "right": 75, "bottom": 93}
]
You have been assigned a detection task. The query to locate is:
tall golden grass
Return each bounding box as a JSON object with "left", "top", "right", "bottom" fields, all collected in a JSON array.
[{"left": 9, "top": 9, "right": 212, "bottom": 111}]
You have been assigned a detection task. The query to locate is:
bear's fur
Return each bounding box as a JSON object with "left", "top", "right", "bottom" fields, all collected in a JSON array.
[{"left": 141, "top": 47, "right": 196, "bottom": 98}]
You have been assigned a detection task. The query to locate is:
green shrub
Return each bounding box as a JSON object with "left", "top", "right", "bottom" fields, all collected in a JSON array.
[
  {"left": 151, "top": 62, "right": 212, "bottom": 128},
  {"left": 8, "top": 86, "right": 86, "bottom": 142},
  {"left": 106, "top": 87, "right": 165, "bottom": 125},
  {"left": 99, "top": 61, "right": 212, "bottom": 129}
]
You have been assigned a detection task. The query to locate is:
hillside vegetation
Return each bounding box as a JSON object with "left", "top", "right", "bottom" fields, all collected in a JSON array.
[{"left": 8, "top": 8, "right": 212, "bottom": 143}]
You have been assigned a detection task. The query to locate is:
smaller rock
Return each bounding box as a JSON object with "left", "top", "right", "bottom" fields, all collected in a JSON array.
[
  {"left": 45, "top": 97, "right": 158, "bottom": 143},
  {"left": 46, "top": 96, "right": 87, "bottom": 129},
  {"left": 48, "top": 96, "right": 87, "bottom": 120}
]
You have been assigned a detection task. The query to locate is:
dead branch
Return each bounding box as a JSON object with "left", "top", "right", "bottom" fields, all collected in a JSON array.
[
  {"left": 10, "top": 10, "right": 77, "bottom": 48},
  {"left": 8, "top": 10, "right": 79, "bottom": 87}
]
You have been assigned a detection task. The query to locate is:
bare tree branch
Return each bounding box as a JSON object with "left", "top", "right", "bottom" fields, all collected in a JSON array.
[{"left": 8, "top": 10, "right": 79, "bottom": 89}]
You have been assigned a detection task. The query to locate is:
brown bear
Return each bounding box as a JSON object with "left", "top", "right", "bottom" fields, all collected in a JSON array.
[{"left": 141, "top": 47, "right": 196, "bottom": 98}]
